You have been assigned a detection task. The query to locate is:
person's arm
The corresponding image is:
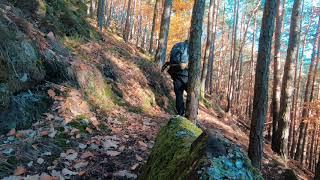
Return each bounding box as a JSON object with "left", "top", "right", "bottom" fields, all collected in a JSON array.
[
  {"left": 161, "top": 62, "right": 170, "bottom": 72},
  {"left": 169, "top": 63, "right": 188, "bottom": 70}
]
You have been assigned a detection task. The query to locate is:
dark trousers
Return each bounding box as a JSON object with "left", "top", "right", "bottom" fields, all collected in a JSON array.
[{"left": 173, "top": 76, "right": 188, "bottom": 116}]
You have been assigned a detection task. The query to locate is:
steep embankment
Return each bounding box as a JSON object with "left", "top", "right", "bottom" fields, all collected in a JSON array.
[{"left": 0, "top": 0, "right": 175, "bottom": 179}]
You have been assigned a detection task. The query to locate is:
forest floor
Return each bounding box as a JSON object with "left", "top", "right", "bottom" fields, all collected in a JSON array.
[{"left": 0, "top": 28, "right": 314, "bottom": 179}]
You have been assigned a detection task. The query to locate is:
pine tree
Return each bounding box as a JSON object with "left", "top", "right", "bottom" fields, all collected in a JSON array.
[
  {"left": 248, "top": 0, "right": 277, "bottom": 169},
  {"left": 186, "top": 0, "right": 206, "bottom": 122}
]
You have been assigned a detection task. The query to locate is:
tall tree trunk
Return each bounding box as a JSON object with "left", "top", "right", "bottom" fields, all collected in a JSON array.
[
  {"left": 290, "top": 19, "right": 311, "bottom": 158},
  {"left": 246, "top": 14, "right": 257, "bottom": 119},
  {"left": 97, "top": 0, "right": 106, "bottom": 31},
  {"left": 155, "top": 0, "right": 173, "bottom": 68},
  {"left": 185, "top": 0, "right": 206, "bottom": 122},
  {"left": 149, "top": 0, "right": 161, "bottom": 54},
  {"left": 288, "top": 0, "right": 304, "bottom": 154},
  {"left": 248, "top": 0, "right": 277, "bottom": 169},
  {"left": 275, "top": 0, "right": 302, "bottom": 158},
  {"left": 295, "top": 16, "right": 320, "bottom": 162},
  {"left": 235, "top": 3, "right": 260, "bottom": 106},
  {"left": 216, "top": 2, "right": 226, "bottom": 94},
  {"left": 271, "top": 0, "right": 285, "bottom": 151},
  {"left": 123, "top": 0, "right": 132, "bottom": 42},
  {"left": 135, "top": 0, "right": 142, "bottom": 46},
  {"left": 200, "top": 0, "right": 215, "bottom": 98},
  {"left": 105, "top": 0, "right": 113, "bottom": 28},
  {"left": 226, "top": 0, "right": 239, "bottom": 112},
  {"left": 207, "top": 0, "right": 220, "bottom": 95}
]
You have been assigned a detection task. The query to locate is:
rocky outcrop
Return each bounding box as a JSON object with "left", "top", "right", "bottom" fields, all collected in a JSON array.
[
  {"left": 0, "top": 2, "right": 76, "bottom": 134},
  {"left": 140, "top": 116, "right": 263, "bottom": 180}
]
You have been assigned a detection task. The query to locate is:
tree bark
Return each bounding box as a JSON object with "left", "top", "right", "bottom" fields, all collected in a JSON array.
[
  {"left": 248, "top": 0, "right": 277, "bottom": 169},
  {"left": 155, "top": 0, "right": 173, "bottom": 68},
  {"left": 97, "top": 0, "right": 106, "bottom": 31},
  {"left": 275, "top": 0, "right": 302, "bottom": 158},
  {"left": 149, "top": 0, "right": 161, "bottom": 54},
  {"left": 186, "top": 0, "right": 206, "bottom": 122},
  {"left": 123, "top": 0, "right": 133, "bottom": 42},
  {"left": 295, "top": 16, "right": 320, "bottom": 162},
  {"left": 200, "top": 0, "right": 215, "bottom": 98},
  {"left": 290, "top": 19, "right": 311, "bottom": 158},
  {"left": 226, "top": 0, "right": 239, "bottom": 112},
  {"left": 271, "top": 0, "right": 285, "bottom": 152},
  {"left": 207, "top": 0, "right": 220, "bottom": 95}
]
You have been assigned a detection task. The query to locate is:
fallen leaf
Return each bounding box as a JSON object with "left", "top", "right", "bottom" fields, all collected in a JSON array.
[
  {"left": 138, "top": 141, "right": 148, "bottom": 148},
  {"left": 14, "top": 166, "right": 26, "bottom": 176},
  {"left": 7, "top": 129, "right": 16, "bottom": 136},
  {"left": 103, "top": 139, "right": 118, "bottom": 150},
  {"left": 40, "top": 131, "right": 49, "bottom": 136},
  {"left": 64, "top": 149, "right": 78, "bottom": 161},
  {"left": 106, "top": 151, "right": 121, "bottom": 157},
  {"left": 113, "top": 170, "right": 137, "bottom": 179},
  {"left": 78, "top": 143, "right": 87, "bottom": 149},
  {"left": 62, "top": 168, "right": 77, "bottom": 177},
  {"left": 40, "top": 173, "right": 58, "bottom": 180},
  {"left": 89, "top": 117, "right": 100, "bottom": 127},
  {"left": 73, "top": 161, "right": 88, "bottom": 169},
  {"left": 80, "top": 151, "right": 94, "bottom": 159},
  {"left": 78, "top": 171, "right": 86, "bottom": 176},
  {"left": 130, "top": 163, "right": 139, "bottom": 170},
  {"left": 85, "top": 127, "right": 93, "bottom": 134},
  {"left": 48, "top": 128, "right": 57, "bottom": 138},
  {"left": 37, "top": 158, "right": 45, "bottom": 164},
  {"left": 48, "top": 89, "right": 56, "bottom": 98},
  {"left": 27, "top": 161, "right": 33, "bottom": 167},
  {"left": 136, "top": 155, "right": 143, "bottom": 162}
]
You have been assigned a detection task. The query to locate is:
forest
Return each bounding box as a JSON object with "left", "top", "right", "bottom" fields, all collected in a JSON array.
[{"left": 0, "top": 0, "right": 319, "bottom": 179}]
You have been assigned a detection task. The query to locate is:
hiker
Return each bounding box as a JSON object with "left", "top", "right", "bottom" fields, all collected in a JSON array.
[{"left": 161, "top": 40, "right": 189, "bottom": 116}]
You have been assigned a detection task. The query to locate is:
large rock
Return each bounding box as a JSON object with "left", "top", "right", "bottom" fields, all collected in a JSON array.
[
  {"left": 140, "top": 116, "right": 263, "bottom": 180},
  {"left": 0, "top": 91, "right": 51, "bottom": 134}
]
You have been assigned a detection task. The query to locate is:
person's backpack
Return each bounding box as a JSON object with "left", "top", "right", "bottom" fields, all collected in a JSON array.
[{"left": 167, "top": 41, "right": 188, "bottom": 77}]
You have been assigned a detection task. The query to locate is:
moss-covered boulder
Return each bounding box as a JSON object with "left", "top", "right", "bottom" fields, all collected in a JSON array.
[{"left": 140, "top": 116, "right": 263, "bottom": 180}]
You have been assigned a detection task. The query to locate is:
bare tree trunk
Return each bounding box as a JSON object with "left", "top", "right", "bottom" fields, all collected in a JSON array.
[
  {"left": 290, "top": 19, "right": 311, "bottom": 158},
  {"left": 135, "top": 0, "right": 142, "bottom": 46},
  {"left": 123, "top": 0, "right": 132, "bottom": 42},
  {"left": 235, "top": 3, "right": 260, "bottom": 106},
  {"left": 97, "top": 0, "right": 106, "bottom": 31},
  {"left": 275, "top": 0, "right": 302, "bottom": 158},
  {"left": 207, "top": 0, "right": 220, "bottom": 95},
  {"left": 246, "top": 14, "right": 257, "bottom": 119},
  {"left": 149, "top": 0, "right": 161, "bottom": 54},
  {"left": 288, "top": 0, "right": 304, "bottom": 154},
  {"left": 216, "top": 3, "right": 226, "bottom": 94},
  {"left": 295, "top": 16, "right": 320, "bottom": 162},
  {"left": 248, "top": 0, "right": 277, "bottom": 169},
  {"left": 271, "top": 0, "right": 285, "bottom": 151},
  {"left": 155, "top": 0, "right": 173, "bottom": 68},
  {"left": 226, "top": 0, "right": 239, "bottom": 112},
  {"left": 186, "top": 0, "right": 206, "bottom": 122},
  {"left": 200, "top": 0, "right": 215, "bottom": 98}
]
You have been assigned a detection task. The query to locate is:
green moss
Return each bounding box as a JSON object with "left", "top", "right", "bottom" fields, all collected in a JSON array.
[
  {"left": 40, "top": 0, "right": 100, "bottom": 39},
  {"left": 68, "top": 118, "right": 88, "bottom": 133},
  {"left": 140, "top": 116, "right": 208, "bottom": 180},
  {"left": 53, "top": 131, "right": 71, "bottom": 150}
]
